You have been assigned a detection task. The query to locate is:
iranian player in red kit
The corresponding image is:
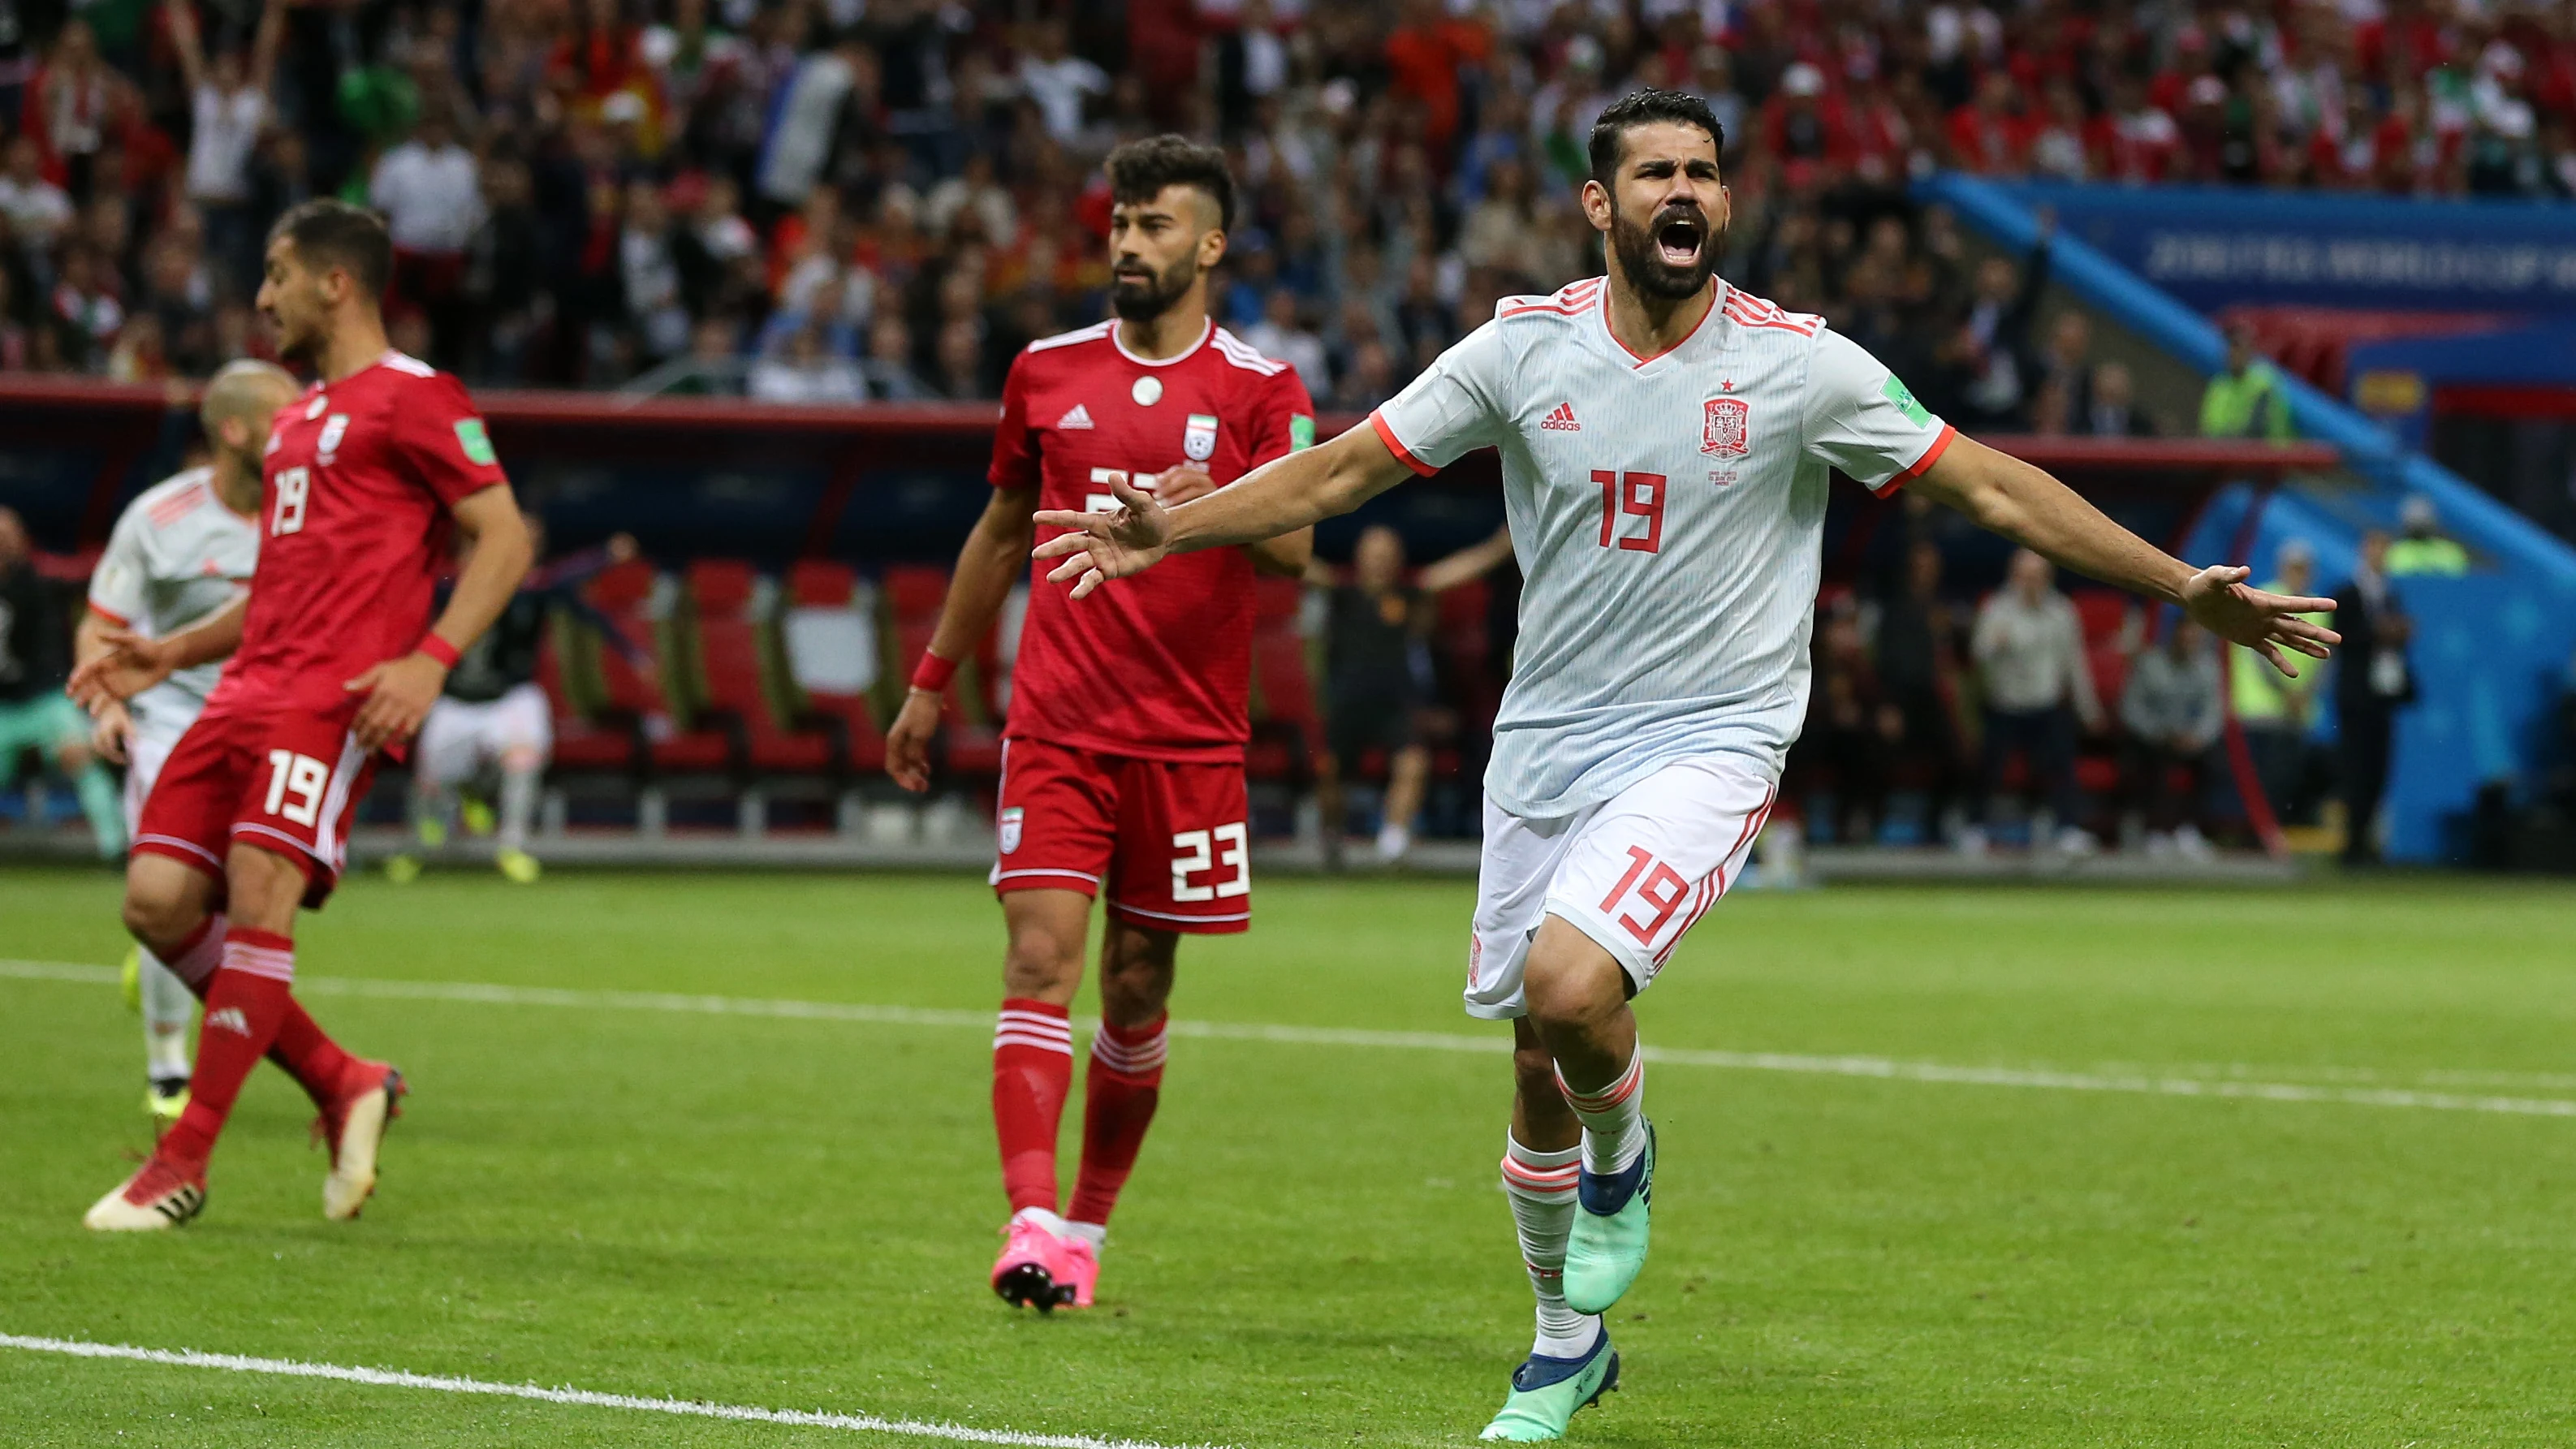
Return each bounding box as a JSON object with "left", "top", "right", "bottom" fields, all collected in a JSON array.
[
  {"left": 70, "top": 200, "right": 534, "bottom": 1229},
  {"left": 886, "top": 136, "right": 1316, "bottom": 1310}
]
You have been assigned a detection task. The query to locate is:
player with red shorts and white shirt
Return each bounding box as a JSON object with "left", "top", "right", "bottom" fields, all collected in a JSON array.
[
  {"left": 1036, "top": 91, "right": 2340, "bottom": 1438},
  {"left": 71, "top": 200, "right": 534, "bottom": 1231},
  {"left": 886, "top": 136, "right": 1314, "bottom": 1311}
]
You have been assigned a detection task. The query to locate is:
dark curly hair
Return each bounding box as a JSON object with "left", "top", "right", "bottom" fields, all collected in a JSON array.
[
  {"left": 1105, "top": 134, "right": 1236, "bottom": 233},
  {"left": 1587, "top": 88, "right": 1728, "bottom": 187}
]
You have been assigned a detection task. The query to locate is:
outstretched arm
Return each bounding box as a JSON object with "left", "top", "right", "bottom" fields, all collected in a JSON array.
[
  {"left": 1146, "top": 463, "right": 1314, "bottom": 579},
  {"left": 1909, "top": 433, "right": 2340, "bottom": 676},
  {"left": 1034, "top": 421, "right": 1417, "bottom": 597},
  {"left": 164, "top": 0, "right": 208, "bottom": 94},
  {"left": 248, "top": 0, "right": 286, "bottom": 95}
]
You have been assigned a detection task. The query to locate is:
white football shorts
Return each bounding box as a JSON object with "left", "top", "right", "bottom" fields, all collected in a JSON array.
[
  {"left": 416, "top": 683, "right": 554, "bottom": 787},
  {"left": 1465, "top": 755, "right": 1776, "bottom": 1020}
]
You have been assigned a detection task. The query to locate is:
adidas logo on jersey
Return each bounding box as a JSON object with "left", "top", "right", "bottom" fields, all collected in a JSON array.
[
  {"left": 205, "top": 1007, "right": 252, "bottom": 1037},
  {"left": 1056, "top": 404, "right": 1095, "bottom": 430},
  {"left": 1540, "top": 403, "right": 1581, "bottom": 431}
]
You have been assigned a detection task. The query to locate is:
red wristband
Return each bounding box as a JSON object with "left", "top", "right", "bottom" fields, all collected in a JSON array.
[
  {"left": 416, "top": 634, "right": 461, "bottom": 669},
  {"left": 910, "top": 650, "right": 957, "bottom": 692}
]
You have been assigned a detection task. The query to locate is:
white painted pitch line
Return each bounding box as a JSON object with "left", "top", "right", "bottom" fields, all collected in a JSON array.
[
  {"left": 0, "top": 1333, "right": 1224, "bottom": 1449},
  {"left": 8, "top": 958, "right": 2575, "bottom": 1119}
]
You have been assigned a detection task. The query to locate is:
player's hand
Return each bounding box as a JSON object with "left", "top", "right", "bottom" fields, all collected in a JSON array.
[
  {"left": 1031, "top": 471, "right": 1173, "bottom": 599},
  {"left": 67, "top": 630, "right": 176, "bottom": 709},
  {"left": 885, "top": 688, "right": 941, "bottom": 794},
  {"left": 2178, "top": 565, "right": 2340, "bottom": 678},
  {"left": 345, "top": 652, "right": 450, "bottom": 750},
  {"left": 89, "top": 697, "right": 133, "bottom": 765},
  {"left": 1151, "top": 464, "right": 1218, "bottom": 507}
]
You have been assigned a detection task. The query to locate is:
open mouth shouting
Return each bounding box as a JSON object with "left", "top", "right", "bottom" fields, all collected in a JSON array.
[
  {"left": 1654, "top": 208, "right": 1707, "bottom": 268},
  {"left": 1614, "top": 199, "right": 1721, "bottom": 300}
]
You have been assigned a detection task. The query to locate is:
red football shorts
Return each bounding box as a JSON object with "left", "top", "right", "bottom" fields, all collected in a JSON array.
[
  {"left": 132, "top": 703, "right": 378, "bottom": 908},
  {"left": 989, "top": 737, "right": 1251, "bottom": 934}
]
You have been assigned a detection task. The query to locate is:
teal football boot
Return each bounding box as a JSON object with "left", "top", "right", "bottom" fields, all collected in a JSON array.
[
  {"left": 1478, "top": 1331, "right": 1620, "bottom": 1441},
  {"left": 1562, "top": 1123, "right": 1653, "bottom": 1315}
]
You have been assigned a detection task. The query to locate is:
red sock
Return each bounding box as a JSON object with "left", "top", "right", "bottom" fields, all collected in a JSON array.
[
  {"left": 158, "top": 915, "right": 356, "bottom": 1107},
  {"left": 268, "top": 1000, "right": 360, "bottom": 1108},
  {"left": 158, "top": 928, "right": 297, "bottom": 1173},
  {"left": 991, "top": 999, "right": 1072, "bottom": 1215},
  {"left": 1069, "top": 1014, "right": 1167, "bottom": 1227}
]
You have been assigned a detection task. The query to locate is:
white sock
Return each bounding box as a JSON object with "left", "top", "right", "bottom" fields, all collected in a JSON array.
[
  {"left": 1062, "top": 1220, "right": 1107, "bottom": 1250},
  {"left": 141, "top": 948, "right": 194, "bottom": 1085},
  {"left": 1012, "top": 1205, "right": 1072, "bottom": 1238},
  {"left": 1375, "top": 822, "right": 1410, "bottom": 860},
  {"left": 498, "top": 765, "right": 539, "bottom": 853},
  {"left": 1556, "top": 1051, "right": 1647, "bottom": 1177},
  {"left": 1502, "top": 1134, "right": 1601, "bottom": 1359}
]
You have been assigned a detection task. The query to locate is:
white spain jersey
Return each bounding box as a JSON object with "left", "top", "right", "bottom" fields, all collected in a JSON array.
[
  {"left": 86, "top": 466, "right": 259, "bottom": 728},
  {"left": 1370, "top": 277, "right": 1954, "bottom": 817}
]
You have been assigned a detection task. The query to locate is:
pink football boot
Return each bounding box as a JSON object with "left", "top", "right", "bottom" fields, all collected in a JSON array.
[
  {"left": 1056, "top": 1233, "right": 1100, "bottom": 1309},
  {"left": 990, "top": 1210, "right": 1078, "bottom": 1312}
]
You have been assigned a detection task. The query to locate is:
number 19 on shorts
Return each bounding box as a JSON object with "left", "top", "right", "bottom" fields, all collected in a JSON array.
[{"left": 263, "top": 749, "right": 332, "bottom": 826}]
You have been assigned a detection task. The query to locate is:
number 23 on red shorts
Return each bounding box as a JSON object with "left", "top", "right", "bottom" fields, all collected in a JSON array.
[{"left": 988, "top": 737, "right": 1252, "bottom": 934}]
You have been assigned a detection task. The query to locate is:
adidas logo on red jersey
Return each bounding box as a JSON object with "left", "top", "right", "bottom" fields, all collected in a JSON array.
[
  {"left": 1056, "top": 404, "right": 1094, "bottom": 430},
  {"left": 1540, "top": 403, "right": 1581, "bottom": 431}
]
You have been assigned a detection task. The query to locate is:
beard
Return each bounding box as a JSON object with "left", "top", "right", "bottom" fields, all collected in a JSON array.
[
  {"left": 1110, "top": 252, "right": 1198, "bottom": 321},
  {"left": 267, "top": 311, "right": 321, "bottom": 364},
  {"left": 1608, "top": 201, "right": 1721, "bottom": 302}
]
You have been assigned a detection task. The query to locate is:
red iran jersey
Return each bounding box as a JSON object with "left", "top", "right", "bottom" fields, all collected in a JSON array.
[
  {"left": 992, "top": 318, "right": 1314, "bottom": 761},
  {"left": 211, "top": 351, "right": 510, "bottom": 715}
]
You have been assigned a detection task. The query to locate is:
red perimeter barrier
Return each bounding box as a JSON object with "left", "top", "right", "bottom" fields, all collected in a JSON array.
[{"left": 0, "top": 375, "right": 2338, "bottom": 553}]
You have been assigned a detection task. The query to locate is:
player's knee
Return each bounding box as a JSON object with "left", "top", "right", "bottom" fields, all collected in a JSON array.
[
  {"left": 1097, "top": 930, "right": 1176, "bottom": 1019},
  {"left": 121, "top": 882, "right": 196, "bottom": 949},
  {"left": 1521, "top": 943, "right": 1628, "bottom": 1033},
  {"left": 1002, "top": 927, "right": 1085, "bottom": 1000}
]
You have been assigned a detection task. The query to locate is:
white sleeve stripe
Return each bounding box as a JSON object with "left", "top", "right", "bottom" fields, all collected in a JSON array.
[
  {"left": 1210, "top": 330, "right": 1288, "bottom": 375},
  {"left": 1024, "top": 321, "right": 1116, "bottom": 354}
]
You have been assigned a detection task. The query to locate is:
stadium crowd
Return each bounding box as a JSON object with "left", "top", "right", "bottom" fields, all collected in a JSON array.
[{"left": 0, "top": 0, "right": 2571, "bottom": 399}]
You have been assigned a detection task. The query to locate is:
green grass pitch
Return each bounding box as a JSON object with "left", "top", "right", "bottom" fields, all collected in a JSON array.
[{"left": 3, "top": 865, "right": 2574, "bottom": 1447}]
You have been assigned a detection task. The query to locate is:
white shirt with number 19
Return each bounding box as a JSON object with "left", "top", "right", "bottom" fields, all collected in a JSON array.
[{"left": 1369, "top": 277, "right": 1956, "bottom": 817}]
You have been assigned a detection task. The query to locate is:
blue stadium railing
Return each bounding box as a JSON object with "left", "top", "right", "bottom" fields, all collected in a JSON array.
[{"left": 1924, "top": 172, "right": 2576, "bottom": 862}]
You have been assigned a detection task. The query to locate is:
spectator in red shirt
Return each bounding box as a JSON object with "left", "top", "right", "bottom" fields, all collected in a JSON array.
[
  {"left": 1384, "top": 0, "right": 1491, "bottom": 162},
  {"left": 2357, "top": 0, "right": 2455, "bottom": 80},
  {"left": 2091, "top": 74, "right": 2174, "bottom": 183},
  {"left": 1948, "top": 69, "right": 2030, "bottom": 176},
  {"left": 1763, "top": 63, "right": 1853, "bottom": 183},
  {"left": 1843, "top": 75, "right": 1916, "bottom": 187}
]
